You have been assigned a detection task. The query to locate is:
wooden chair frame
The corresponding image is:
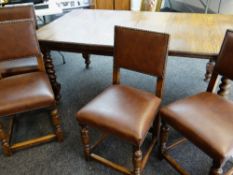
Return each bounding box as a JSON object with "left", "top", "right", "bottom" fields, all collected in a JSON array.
[
  {"left": 159, "top": 30, "right": 233, "bottom": 175},
  {"left": 0, "top": 20, "right": 64, "bottom": 156},
  {"left": 0, "top": 53, "right": 64, "bottom": 156},
  {"left": 79, "top": 117, "right": 159, "bottom": 175},
  {"left": 79, "top": 72, "right": 164, "bottom": 174},
  {"left": 79, "top": 27, "right": 169, "bottom": 174}
]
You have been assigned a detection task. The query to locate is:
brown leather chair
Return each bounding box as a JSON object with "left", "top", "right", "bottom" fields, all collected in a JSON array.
[
  {"left": 0, "top": 5, "right": 37, "bottom": 27},
  {"left": 76, "top": 26, "right": 169, "bottom": 175},
  {"left": 0, "top": 19, "right": 63, "bottom": 156},
  {"left": 0, "top": 5, "right": 38, "bottom": 77},
  {"left": 159, "top": 30, "right": 233, "bottom": 175}
]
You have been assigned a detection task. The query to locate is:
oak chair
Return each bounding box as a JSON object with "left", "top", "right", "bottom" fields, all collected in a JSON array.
[
  {"left": 76, "top": 26, "right": 169, "bottom": 175},
  {"left": 0, "top": 5, "right": 37, "bottom": 27},
  {"left": 0, "top": 5, "right": 38, "bottom": 77},
  {"left": 159, "top": 30, "right": 233, "bottom": 175},
  {"left": 0, "top": 5, "right": 66, "bottom": 77},
  {"left": 0, "top": 19, "right": 63, "bottom": 156}
]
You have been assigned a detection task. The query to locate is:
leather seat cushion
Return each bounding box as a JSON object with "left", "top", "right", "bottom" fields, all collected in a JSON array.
[
  {"left": 161, "top": 92, "right": 233, "bottom": 160},
  {"left": 77, "top": 85, "right": 161, "bottom": 145},
  {"left": 0, "top": 57, "right": 38, "bottom": 77},
  {"left": 0, "top": 72, "right": 55, "bottom": 117}
]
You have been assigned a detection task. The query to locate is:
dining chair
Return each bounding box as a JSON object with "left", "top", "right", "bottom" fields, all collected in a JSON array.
[
  {"left": 159, "top": 30, "right": 233, "bottom": 175},
  {"left": 0, "top": 5, "right": 66, "bottom": 78},
  {"left": 0, "top": 19, "right": 63, "bottom": 156},
  {"left": 0, "top": 5, "right": 38, "bottom": 78},
  {"left": 140, "top": 0, "right": 163, "bottom": 12},
  {"left": 76, "top": 26, "right": 169, "bottom": 175},
  {"left": 0, "top": 5, "right": 37, "bottom": 27}
]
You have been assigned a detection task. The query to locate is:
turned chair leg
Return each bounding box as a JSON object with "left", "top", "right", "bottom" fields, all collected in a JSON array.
[
  {"left": 204, "top": 59, "right": 215, "bottom": 82},
  {"left": 51, "top": 108, "right": 64, "bottom": 142},
  {"left": 80, "top": 124, "right": 91, "bottom": 161},
  {"left": 133, "top": 146, "right": 142, "bottom": 175},
  {"left": 0, "top": 122, "right": 12, "bottom": 156},
  {"left": 209, "top": 160, "right": 224, "bottom": 175},
  {"left": 82, "top": 53, "right": 91, "bottom": 69},
  {"left": 159, "top": 120, "right": 169, "bottom": 159}
]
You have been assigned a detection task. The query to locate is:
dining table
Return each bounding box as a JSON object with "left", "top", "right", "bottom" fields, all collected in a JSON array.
[{"left": 37, "top": 9, "right": 233, "bottom": 100}]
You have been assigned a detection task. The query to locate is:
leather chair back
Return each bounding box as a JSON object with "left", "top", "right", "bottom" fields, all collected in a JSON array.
[
  {"left": 215, "top": 30, "right": 233, "bottom": 80},
  {"left": 0, "top": 20, "right": 41, "bottom": 61},
  {"left": 0, "top": 5, "right": 37, "bottom": 28},
  {"left": 114, "top": 26, "right": 169, "bottom": 78}
]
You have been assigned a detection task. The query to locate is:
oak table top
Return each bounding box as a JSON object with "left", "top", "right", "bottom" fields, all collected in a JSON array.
[
  {"left": 36, "top": 9, "right": 233, "bottom": 101},
  {"left": 37, "top": 9, "right": 233, "bottom": 59}
]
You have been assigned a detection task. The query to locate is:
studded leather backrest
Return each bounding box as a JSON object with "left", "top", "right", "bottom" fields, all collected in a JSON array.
[
  {"left": 0, "top": 5, "right": 37, "bottom": 28},
  {"left": 0, "top": 20, "right": 41, "bottom": 61},
  {"left": 215, "top": 30, "right": 233, "bottom": 80},
  {"left": 114, "top": 26, "right": 169, "bottom": 78}
]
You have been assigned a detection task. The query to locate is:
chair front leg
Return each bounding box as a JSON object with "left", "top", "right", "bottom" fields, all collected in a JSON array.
[
  {"left": 209, "top": 159, "right": 224, "bottom": 175},
  {"left": 80, "top": 124, "right": 91, "bottom": 161},
  {"left": 51, "top": 108, "right": 64, "bottom": 142},
  {"left": 133, "top": 146, "right": 142, "bottom": 175},
  {"left": 0, "top": 122, "right": 12, "bottom": 156},
  {"left": 159, "top": 120, "right": 169, "bottom": 159}
]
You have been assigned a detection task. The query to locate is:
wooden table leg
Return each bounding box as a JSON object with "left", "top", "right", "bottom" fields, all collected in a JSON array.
[
  {"left": 204, "top": 58, "right": 215, "bottom": 82},
  {"left": 217, "top": 76, "right": 231, "bottom": 98},
  {"left": 217, "top": 0, "right": 222, "bottom": 13},
  {"left": 82, "top": 53, "right": 91, "bottom": 69},
  {"left": 42, "top": 49, "right": 61, "bottom": 101}
]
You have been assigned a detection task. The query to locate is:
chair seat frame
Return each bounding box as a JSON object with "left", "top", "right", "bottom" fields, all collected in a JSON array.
[
  {"left": 79, "top": 117, "right": 159, "bottom": 175},
  {"left": 159, "top": 30, "right": 233, "bottom": 174}
]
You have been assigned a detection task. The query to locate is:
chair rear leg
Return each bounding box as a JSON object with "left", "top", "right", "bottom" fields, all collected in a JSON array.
[
  {"left": 159, "top": 120, "right": 169, "bottom": 160},
  {"left": 80, "top": 124, "right": 91, "bottom": 161},
  {"left": 152, "top": 114, "right": 160, "bottom": 140},
  {"left": 133, "top": 146, "right": 142, "bottom": 175},
  {"left": 51, "top": 108, "right": 64, "bottom": 142},
  {"left": 209, "top": 160, "right": 224, "bottom": 175},
  {"left": 0, "top": 122, "right": 12, "bottom": 156}
]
